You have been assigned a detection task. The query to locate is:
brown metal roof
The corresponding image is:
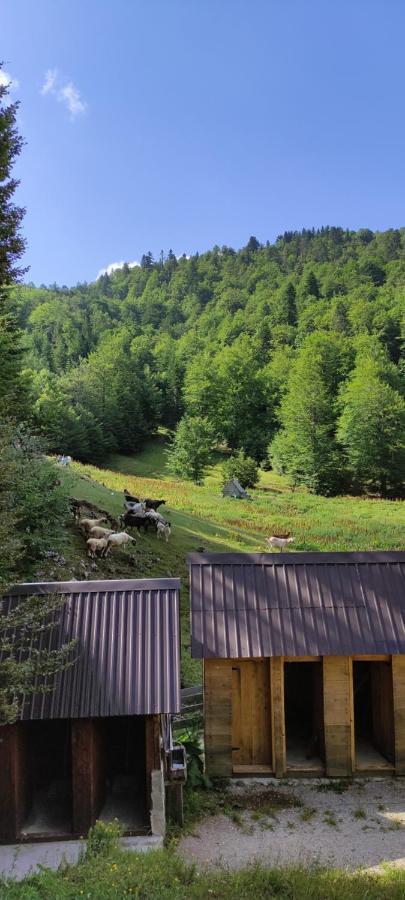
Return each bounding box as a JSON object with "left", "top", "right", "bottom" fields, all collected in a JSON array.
[
  {"left": 189, "top": 552, "right": 405, "bottom": 659},
  {"left": 2, "top": 578, "right": 181, "bottom": 719}
]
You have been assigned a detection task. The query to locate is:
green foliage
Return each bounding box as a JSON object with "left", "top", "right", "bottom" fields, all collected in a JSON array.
[
  {"left": 7, "top": 227, "right": 405, "bottom": 496},
  {"left": 0, "top": 424, "right": 72, "bottom": 723},
  {"left": 167, "top": 415, "right": 214, "bottom": 483},
  {"left": 85, "top": 819, "right": 123, "bottom": 859},
  {"left": 0, "top": 424, "right": 70, "bottom": 585},
  {"left": 0, "top": 65, "right": 27, "bottom": 417},
  {"left": 269, "top": 333, "right": 348, "bottom": 494},
  {"left": 176, "top": 728, "right": 212, "bottom": 790},
  {"left": 2, "top": 846, "right": 405, "bottom": 898},
  {"left": 0, "top": 589, "right": 76, "bottom": 724},
  {"left": 222, "top": 450, "right": 260, "bottom": 488},
  {"left": 337, "top": 350, "right": 405, "bottom": 497}
]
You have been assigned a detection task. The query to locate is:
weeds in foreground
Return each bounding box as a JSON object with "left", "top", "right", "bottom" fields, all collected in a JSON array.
[
  {"left": 3, "top": 849, "right": 405, "bottom": 900},
  {"left": 317, "top": 780, "right": 351, "bottom": 794},
  {"left": 323, "top": 810, "right": 338, "bottom": 827},
  {"left": 300, "top": 807, "right": 317, "bottom": 822},
  {"left": 353, "top": 808, "right": 366, "bottom": 820}
]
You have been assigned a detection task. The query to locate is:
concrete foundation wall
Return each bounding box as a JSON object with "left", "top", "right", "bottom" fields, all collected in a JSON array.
[{"left": 150, "top": 766, "right": 166, "bottom": 837}]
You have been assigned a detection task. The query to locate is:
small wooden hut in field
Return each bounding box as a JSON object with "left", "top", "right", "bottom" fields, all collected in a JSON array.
[
  {"left": 189, "top": 551, "right": 405, "bottom": 778},
  {"left": 222, "top": 478, "right": 250, "bottom": 499},
  {"left": 0, "top": 577, "right": 181, "bottom": 843}
]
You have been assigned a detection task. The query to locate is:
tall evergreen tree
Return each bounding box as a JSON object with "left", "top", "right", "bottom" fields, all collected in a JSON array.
[
  {"left": 337, "top": 353, "right": 405, "bottom": 497},
  {"left": 0, "top": 65, "right": 27, "bottom": 415},
  {"left": 269, "top": 333, "right": 345, "bottom": 493}
]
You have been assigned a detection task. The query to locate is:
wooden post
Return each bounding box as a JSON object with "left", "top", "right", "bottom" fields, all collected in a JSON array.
[
  {"left": 323, "top": 657, "right": 353, "bottom": 776},
  {"left": 270, "top": 657, "right": 286, "bottom": 777},
  {"left": 204, "top": 660, "right": 233, "bottom": 776},
  {"left": 0, "top": 724, "right": 28, "bottom": 842},
  {"left": 166, "top": 784, "right": 184, "bottom": 826},
  {"left": 72, "top": 718, "right": 104, "bottom": 835},
  {"left": 392, "top": 656, "right": 405, "bottom": 774}
]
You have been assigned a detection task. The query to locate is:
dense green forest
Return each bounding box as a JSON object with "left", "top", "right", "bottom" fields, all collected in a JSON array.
[{"left": 9, "top": 228, "right": 404, "bottom": 496}]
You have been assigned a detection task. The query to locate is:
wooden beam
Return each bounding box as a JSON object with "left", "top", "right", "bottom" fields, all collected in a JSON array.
[
  {"left": 270, "top": 657, "right": 286, "bottom": 777},
  {"left": 323, "top": 657, "right": 353, "bottom": 776},
  {"left": 204, "top": 660, "right": 232, "bottom": 776},
  {"left": 284, "top": 656, "right": 321, "bottom": 663},
  {"left": 72, "top": 718, "right": 104, "bottom": 835},
  {"left": 145, "top": 715, "right": 161, "bottom": 775},
  {"left": 0, "top": 724, "right": 24, "bottom": 841},
  {"left": 352, "top": 655, "right": 390, "bottom": 662},
  {"left": 392, "top": 656, "right": 405, "bottom": 774}
]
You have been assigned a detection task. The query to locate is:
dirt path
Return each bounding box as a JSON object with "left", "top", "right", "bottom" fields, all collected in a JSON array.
[{"left": 177, "top": 779, "right": 405, "bottom": 871}]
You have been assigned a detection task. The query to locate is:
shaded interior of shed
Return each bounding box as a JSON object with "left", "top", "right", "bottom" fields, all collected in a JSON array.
[
  {"left": 284, "top": 662, "right": 325, "bottom": 772},
  {"left": 21, "top": 720, "right": 73, "bottom": 838},
  {"left": 353, "top": 661, "right": 395, "bottom": 770},
  {"left": 98, "top": 716, "right": 147, "bottom": 832}
]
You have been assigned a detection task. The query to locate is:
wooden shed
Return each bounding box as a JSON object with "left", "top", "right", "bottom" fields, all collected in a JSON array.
[
  {"left": 189, "top": 551, "right": 405, "bottom": 778},
  {"left": 0, "top": 577, "right": 181, "bottom": 843}
]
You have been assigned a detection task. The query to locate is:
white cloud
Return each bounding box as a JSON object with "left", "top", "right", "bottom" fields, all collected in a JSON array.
[
  {"left": 97, "top": 260, "right": 140, "bottom": 279},
  {"left": 40, "top": 69, "right": 87, "bottom": 120},
  {"left": 0, "top": 69, "right": 19, "bottom": 90},
  {"left": 41, "top": 68, "right": 58, "bottom": 95},
  {"left": 59, "top": 82, "right": 87, "bottom": 119}
]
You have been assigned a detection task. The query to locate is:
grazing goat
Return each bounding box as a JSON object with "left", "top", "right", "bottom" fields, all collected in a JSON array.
[
  {"left": 143, "top": 498, "right": 166, "bottom": 511},
  {"left": 124, "top": 500, "right": 146, "bottom": 514},
  {"left": 121, "top": 511, "right": 157, "bottom": 532},
  {"left": 266, "top": 535, "right": 294, "bottom": 551},
  {"left": 88, "top": 525, "right": 114, "bottom": 539},
  {"left": 105, "top": 532, "right": 136, "bottom": 555},
  {"left": 156, "top": 521, "right": 171, "bottom": 542},
  {"left": 79, "top": 516, "right": 107, "bottom": 535},
  {"left": 145, "top": 509, "right": 167, "bottom": 525},
  {"left": 124, "top": 489, "right": 140, "bottom": 503},
  {"left": 87, "top": 537, "right": 109, "bottom": 558}
]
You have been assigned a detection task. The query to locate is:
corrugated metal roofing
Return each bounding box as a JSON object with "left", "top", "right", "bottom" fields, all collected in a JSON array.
[
  {"left": 2, "top": 578, "right": 181, "bottom": 719},
  {"left": 189, "top": 552, "right": 405, "bottom": 659}
]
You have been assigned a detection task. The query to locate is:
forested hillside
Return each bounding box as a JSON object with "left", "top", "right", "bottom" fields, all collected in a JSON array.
[{"left": 11, "top": 228, "right": 405, "bottom": 496}]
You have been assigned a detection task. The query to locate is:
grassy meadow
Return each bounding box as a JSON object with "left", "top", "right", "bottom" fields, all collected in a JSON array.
[{"left": 48, "top": 436, "right": 404, "bottom": 685}]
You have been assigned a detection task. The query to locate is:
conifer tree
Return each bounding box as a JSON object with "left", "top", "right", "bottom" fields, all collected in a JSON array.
[
  {"left": 337, "top": 353, "right": 405, "bottom": 497},
  {"left": 0, "top": 65, "right": 27, "bottom": 415}
]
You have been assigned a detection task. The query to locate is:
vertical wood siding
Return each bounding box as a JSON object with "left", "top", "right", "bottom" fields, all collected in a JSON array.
[{"left": 323, "top": 657, "right": 353, "bottom": 776}]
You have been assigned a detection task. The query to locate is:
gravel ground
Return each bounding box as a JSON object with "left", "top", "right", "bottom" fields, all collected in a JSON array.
[{"left": 177, "top": 778, "right": 405, "bottom": 871}]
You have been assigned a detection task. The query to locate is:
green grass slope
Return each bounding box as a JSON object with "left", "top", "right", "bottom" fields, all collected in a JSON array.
[{"left": 45, "top": 438, "right": 404, "bottom": 685}]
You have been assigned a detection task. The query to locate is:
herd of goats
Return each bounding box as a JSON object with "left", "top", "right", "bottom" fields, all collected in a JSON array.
[
  {"left": 71, "top": 488, "right": 296, "bottom": 560},
  {"left": 72, "top": 489, "right": 171, "bottom": 559}
]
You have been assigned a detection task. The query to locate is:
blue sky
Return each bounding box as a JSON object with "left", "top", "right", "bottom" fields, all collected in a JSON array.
[{"left": 2, "top": 0, "right": 405, "bottom": 285}]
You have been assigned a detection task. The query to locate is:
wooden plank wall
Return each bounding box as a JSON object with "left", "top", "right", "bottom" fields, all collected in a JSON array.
[
  {"left": 145, "top": 715, "right": 161, "bottom": 773},
  {"left": 323, "top": 657, "right": 353, "bottom": 776},
  {"left": 270, "top": 658, "right": 286, "bottom": 777},
  {"left": 71, "top": 718, "right": 105, "bottom": 835},
  {"left": 204, "top": 660, "right": 233, "bottom": 776},
  {"left": 392, "top": 656, "right": 405, "bottom": 774}
]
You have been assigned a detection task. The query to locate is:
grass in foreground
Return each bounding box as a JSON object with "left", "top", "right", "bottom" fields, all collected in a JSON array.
[{"left": 1, "top": 845, "right": 405, "bottom": 899}]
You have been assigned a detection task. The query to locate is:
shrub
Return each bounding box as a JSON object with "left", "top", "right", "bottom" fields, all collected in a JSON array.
[{"left": 222, "top": 450, "right": 260, "bottom": 489}]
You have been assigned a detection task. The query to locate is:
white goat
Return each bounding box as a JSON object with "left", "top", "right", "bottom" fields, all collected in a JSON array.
[
  {"left": 145, "top": 509, "right": 166, "bottom": 525},
  {"left": 105, "top": 532, "right": 136, "bottom": 555},
  {"left": 87, "top": 536, "right": 109, "bottom": 558},
  {"left": 124, "top": 501, "right": 146, "bottom": 514},
  {"left": 80, "top": 516, "right": 107, "bottom": 535},
  {"left": 156, "top": 521, "right": 171, "bottom": 542},
  {"left": 88, "top": 525, "right": 114, "bottom": 539},
  {"left": 266, "top": 535, "right": 294, "bottom": 551}
]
